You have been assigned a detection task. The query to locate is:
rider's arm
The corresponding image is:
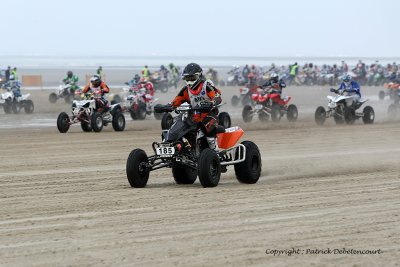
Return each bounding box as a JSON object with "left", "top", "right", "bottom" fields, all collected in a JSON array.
[
  {"left": 279, "top": 80, "right": 286, "bottom": 88},
  {"left": 206, "top": 85, "right": 222, "bottom": 105},
  {"left": 100, "top": 82, "right": 110, "bottom": 94},
  {"left": 171, "top": 87, "right": 190, "bottom": 107},
  {"left": 82, "top": 84, "right": 90, "bottom": 93},
  {"left": 350, "top": 81, "right": 361, "bottom": 95}
]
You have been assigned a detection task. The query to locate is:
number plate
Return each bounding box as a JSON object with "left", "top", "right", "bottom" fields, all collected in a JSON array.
[
  {"left": 254, "top": 104, "right": 263, "bottom": 110},
  {"left": 156, "top": 146, "right": 175, "bottom": 157}
]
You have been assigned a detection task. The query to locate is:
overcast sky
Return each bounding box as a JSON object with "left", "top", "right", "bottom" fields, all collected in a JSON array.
[{"left": 0, "top": 0, "right": 398, "bottom": 57}]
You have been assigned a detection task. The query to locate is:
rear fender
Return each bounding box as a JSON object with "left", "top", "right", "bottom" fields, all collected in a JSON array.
[{"left": 217, "top": 126, "right": 244, "bottom": 149}]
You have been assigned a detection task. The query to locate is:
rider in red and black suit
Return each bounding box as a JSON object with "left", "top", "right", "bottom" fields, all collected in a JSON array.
[
  {"left": 83, "top": 74, "right": 110, "bottom": 112},
  {"left": 259, "top": 73, "right": 288, "bottom": 105},
  {"left": 171, "top": 63, "right": 222, "bottom": 149}
]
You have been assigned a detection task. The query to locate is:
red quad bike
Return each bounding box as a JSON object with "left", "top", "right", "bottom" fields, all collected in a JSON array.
[
  {"left": 126, "top": 103, "right": 262, "bottom": 188},
  {"left": 242, "top": 89, "right": 298, "bottom": 122},
  {"left": 231, "top": 84, "right": 259, "bottom": 107},
  {"left": 119, "top": 85, "right": 162, "bottom": 120}
]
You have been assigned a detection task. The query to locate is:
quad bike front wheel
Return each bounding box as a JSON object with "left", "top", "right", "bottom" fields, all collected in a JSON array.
[
  {"left": 91, "top": 112, "right": 104, "bottom": 132},
  {"left": 287, "top": 104, "right": 298, "bottom": 122},
  {"left": 126, "top": 149, "right": 150, "bottom": 188},
  {"left": 231, "top": 95, "right": 240, "bottom": 106},
  {"left": 242, "top": 105, "right": 253, "bottom": 123},
  {"left": 362, "top": 106, "right": 375, "bottom": 124},
  {"left": 172, "top": 166, "right": 197, "bottom": 184},
  {"left": 258, "top": 112, "right": 270, "bottom": 122},
  {"left": 314, "top": 106, "right": 326, "bottom": 125},
  {"left": 161, "top": 113, "right": 174, "bottom": 130},
  {"left": 218, "top": 112, "right": 231, "bottom": 128},
  {"left": 344, "top": 107, "right": 355, "bottom": 124},
  {"left": 153, "top": 104, "right": 164, "bottom": 120},
  {"left": 136, "top": 103, "right": 147, "bottom": 120},
  {"left": 24, "top": 100, "right": 34, "bottom": 114},
  {"left": 81, "top": 121, "right": 92, "bottom": 132},
  {"left": 271, "top": 104, "right": 282, "bottom": 122},
  {"left": 198, "top": 148, "right": 221, "bottom": 188},
  {"left": 112, "top": 111, "right": 126, "bottom": 131},
  {"left": 241, "top": 94, "right": 252, "bottom": 106},
  {"left": 234, "top": 141, "right": 261, "bottom": 184},
  {"left": 57, "top": 112, "right": 70, "bottom": 133},
  {"left": 12, "top": 101, "right": 20, "bottom": 114},
  {"left": 3, "top": 102, "right": 12, "bottom": 114}
]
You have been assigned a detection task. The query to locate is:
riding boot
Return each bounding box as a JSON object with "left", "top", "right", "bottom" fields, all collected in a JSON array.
[{"left": 206, "top": 137, "right": 218, "bottom": 151}]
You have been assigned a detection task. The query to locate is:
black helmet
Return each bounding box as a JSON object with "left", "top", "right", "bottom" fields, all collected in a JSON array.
[
  {"left": 67, "top": 70, "right": 73, "bottom": 78},
  {"left": 182, "top": 63, "right": 203, "bottom": 86},
  {"left": 90, "top": 74, "right": 101, "bottom": 87}
]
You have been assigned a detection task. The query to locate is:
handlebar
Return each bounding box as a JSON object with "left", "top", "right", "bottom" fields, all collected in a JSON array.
[{"left": 154, "top": 103, "right": 215, "bottom": 113}]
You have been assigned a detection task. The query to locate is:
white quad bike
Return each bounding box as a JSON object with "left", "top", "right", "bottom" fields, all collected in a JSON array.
[
  {"left": 57, "top": 90, "right": 125, "bottom": 133},
  {"left": 126, "top": 103, "right": 261, "bottom": 188},
  {"left": 315, "top": 88, "right": 375, "bottom": 125},
  {"left": 0, "top": 83, "right": 34, "bottom": 114},
  {"left": 49, "top": 84, "right": 81, "bottom": 104}
]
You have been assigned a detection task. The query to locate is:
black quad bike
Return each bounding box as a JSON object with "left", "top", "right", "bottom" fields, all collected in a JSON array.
[{"left": 126, "top": 103, "right": 262, "bottom": 188}]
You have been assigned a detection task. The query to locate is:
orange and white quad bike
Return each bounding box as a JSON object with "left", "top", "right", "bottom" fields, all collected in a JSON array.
[
  {"left": 126, "top": 103, "right": 262, "bottom": 188},
  {"left": 379, "top": 82, "right": 400, "bottom": 100}
]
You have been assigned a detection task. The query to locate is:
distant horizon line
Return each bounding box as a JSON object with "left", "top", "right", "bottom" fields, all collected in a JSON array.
[{"left": 1, "top": 54, "right": 400, "bottom": 60}]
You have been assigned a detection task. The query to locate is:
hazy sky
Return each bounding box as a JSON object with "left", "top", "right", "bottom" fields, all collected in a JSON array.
[{"left": 1, "top": 0, "right": 398, "bottom": 57}]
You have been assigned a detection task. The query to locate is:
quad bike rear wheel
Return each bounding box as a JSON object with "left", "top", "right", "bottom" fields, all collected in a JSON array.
[
  {"left": 172, "top": 166, "right": 197, "bottom": 184},
  {"left": 113, "top": 94, "right": 122, "bottom": 104},
  {"left": 287, "top": 104, "right": 298, "bottom": 122},
  {"left": 378, "top": 90, "right": 385, "bottom": 101},
  {"left": 24, "top": 100, "right": 34, "bottom": 114},
  {"left": 57, "top": 112, "right": 70, "bottom": 133},
  {"left": 218, "top": 112, "right": 231, "bottom": 128},
  {"left": 388, "top": 104, "right": 398, "bottom": 118},
  {"left": 64, "top": 94, "right": 73, "bottom": 104},
  {"left": 126, "top": 149, "right": 150, "bottom": 188},
  {"left": 112, "top": 111, "right": 126, "bottom": 131},
  {"left": 234, "top": 141, "right": 261, "bottom": 184},
  {"left": 362, "top": 106, "right": 375, "bottom": 124},
  {"left": 314, "top": 106, "right": 326, "bottom": 125},
  {"left": 49, "top": 92, "right": 57, "bottom": 103},
  {"left": 198, "top": 148, "right": 221, "bottom": 188}
]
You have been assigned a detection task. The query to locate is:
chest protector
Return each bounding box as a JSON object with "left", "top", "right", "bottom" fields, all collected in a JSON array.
[{"left": 188, "top": 80, "right": 213, "bottom": 107}]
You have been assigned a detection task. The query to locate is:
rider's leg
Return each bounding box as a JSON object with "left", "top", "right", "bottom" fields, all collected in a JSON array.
[{"left": 201, "top": 115, "right": 219, "bottom": 151}]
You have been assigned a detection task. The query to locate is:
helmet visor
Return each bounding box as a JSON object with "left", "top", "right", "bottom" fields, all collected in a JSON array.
[{"left": 183, "top": 74, "right": 199, "bottom": 82}]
